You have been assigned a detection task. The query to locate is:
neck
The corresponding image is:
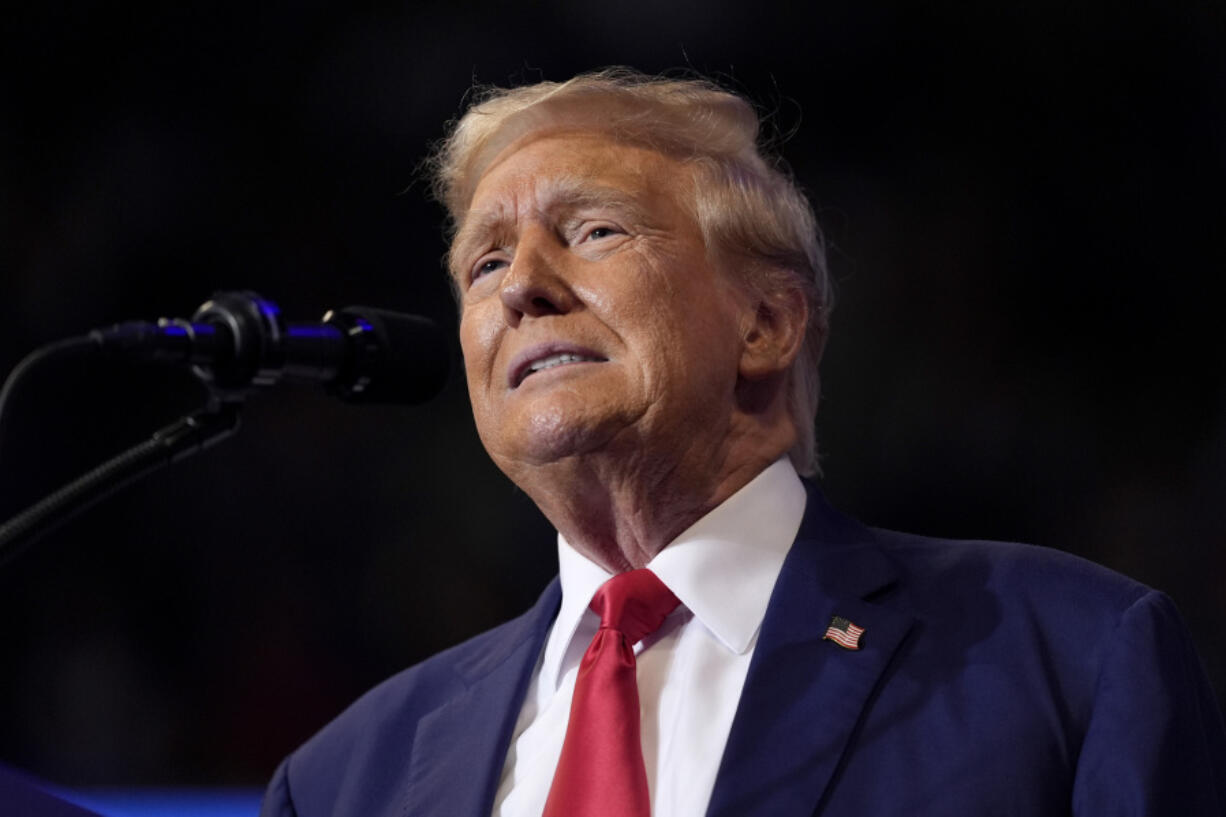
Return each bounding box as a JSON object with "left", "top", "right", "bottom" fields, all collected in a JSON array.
[{"left": 508, "top": 424, "right": 793, "bottom": 573}]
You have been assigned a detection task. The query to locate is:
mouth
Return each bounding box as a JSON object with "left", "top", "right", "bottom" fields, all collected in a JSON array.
[{"left": 509, "top": 345, "right": 607, "bottom": 388}]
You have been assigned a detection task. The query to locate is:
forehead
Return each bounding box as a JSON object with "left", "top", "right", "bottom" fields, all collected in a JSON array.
[{"left": 461, "top": 132, "right": 690, "bottom": 227}]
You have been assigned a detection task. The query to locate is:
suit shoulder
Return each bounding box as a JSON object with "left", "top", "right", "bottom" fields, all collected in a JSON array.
[
  {"left": 326, "top": 617, "right": 526, "bottom": 731},
  {"left": 271, "top": 580, "right": 560, "bottom": 815},
  {"left": 304, "top": 583, "right": 555, "bottom": 753},
  {"left": 870, "top": 526, "right": 1152, "bottom": 616},
  {"left": 856, "top": 528, "right": 1198, "bottom": 751},
  {"left": 286, "top": 623, "right": 495, "bottom": 769}
]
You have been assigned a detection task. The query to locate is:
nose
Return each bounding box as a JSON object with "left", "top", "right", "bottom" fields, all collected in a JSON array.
[{"left": 499, "top": 231, "right": 576, "bottom": 326}]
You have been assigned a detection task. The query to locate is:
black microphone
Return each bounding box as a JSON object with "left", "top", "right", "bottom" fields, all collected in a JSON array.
[{"left": 88, "top": 291, "right": 449, "bottom": 405}]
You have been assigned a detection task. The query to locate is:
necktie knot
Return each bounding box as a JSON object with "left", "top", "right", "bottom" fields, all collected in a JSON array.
[{"left": 590, "top": 569, "right": 680, "bottom": 645}]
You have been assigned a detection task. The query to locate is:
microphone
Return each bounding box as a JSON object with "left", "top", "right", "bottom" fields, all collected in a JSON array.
[{"left": 88, "top": 291, "right": 449, "bottom": 405}]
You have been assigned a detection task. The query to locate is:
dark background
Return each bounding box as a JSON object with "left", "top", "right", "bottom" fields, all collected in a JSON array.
[{"left": 2, "top": 0, "right": 1223, "bottom": 787}]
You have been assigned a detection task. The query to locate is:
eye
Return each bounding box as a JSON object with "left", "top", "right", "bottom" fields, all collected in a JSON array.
[
  {"left": 582, "top": 224, "right": 622, "bottom": 242},
  {"left": 471, "top": 255, "right": 508, "bottom": 283}
]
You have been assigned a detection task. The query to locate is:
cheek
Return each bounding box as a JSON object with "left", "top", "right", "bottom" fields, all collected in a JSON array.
[
  {"left": 656, "top": 296, "right": 745, "bottom": 390},
  {"left": 581, "top": 264, "right": 674, "bottom": 346},
  {"left": 459, "top": 306, "right": 502, "bottom": 376}
]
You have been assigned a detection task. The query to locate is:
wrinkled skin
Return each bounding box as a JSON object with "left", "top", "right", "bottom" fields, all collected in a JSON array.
[{"left": 453, "top": 131, "right": 806, "bottom": 571}]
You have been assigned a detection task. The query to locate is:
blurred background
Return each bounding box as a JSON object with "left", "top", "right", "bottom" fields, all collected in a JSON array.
[{"left": 2, "top": 0, "right": 1223, "bottom": 803}]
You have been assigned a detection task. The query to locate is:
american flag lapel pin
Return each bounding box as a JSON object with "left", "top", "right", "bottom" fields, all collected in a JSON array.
[{"left": 823, "top": 615, "right": 865, "bottom": 650}]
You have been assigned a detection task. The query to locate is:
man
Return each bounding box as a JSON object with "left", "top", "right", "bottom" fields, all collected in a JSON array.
[{"left": 261, "top": 70, "right": 1226, "bottom": 816}]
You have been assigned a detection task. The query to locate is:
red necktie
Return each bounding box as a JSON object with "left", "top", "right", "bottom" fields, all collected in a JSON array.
[{"left": 542, "top": 569, "right": 681, "bottom": 817}]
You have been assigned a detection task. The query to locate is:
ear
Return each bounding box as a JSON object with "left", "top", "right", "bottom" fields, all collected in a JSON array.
[{"left": 738, "top": 284, "right": 810, "bottom": 381}]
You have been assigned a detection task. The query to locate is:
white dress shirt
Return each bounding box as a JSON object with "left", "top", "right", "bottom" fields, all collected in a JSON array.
[{"left": 492, "top": 458, "right": 807, "bottom": 817}]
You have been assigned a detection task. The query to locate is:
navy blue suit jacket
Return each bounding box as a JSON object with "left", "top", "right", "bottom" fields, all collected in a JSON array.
[{"left": 261, "top": 484, "right": 1226, "bottom": 816}]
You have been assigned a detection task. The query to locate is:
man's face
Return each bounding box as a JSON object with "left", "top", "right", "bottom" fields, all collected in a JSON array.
[{"left": 453, "top": 131, "right": 752, "bottom": 476}]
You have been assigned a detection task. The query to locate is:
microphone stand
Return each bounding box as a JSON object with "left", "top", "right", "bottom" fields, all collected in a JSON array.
[
  {"left": 0, "top": 289, "right": 448, "bottom": 569},
  {"left": 0, "top": 291, "right": 276, "bottom": 568},
  {"left": 0, "top": 398, "right": 241, "bottom": 568}
]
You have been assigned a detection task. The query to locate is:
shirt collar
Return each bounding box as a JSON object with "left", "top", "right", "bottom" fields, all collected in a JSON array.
[{"left": 543, "top": 458, "right": 807, "bottom": 688}]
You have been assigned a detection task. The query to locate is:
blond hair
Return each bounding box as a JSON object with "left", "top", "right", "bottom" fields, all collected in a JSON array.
[{"left": 428, "top": 68, "right": 831, "bottom": 476}]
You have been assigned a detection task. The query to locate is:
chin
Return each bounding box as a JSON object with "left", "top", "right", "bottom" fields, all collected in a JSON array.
[
  {"left": 491, "top": 401, "right": 630, "bottom": 469},
  {"left": 525, "top": 409, "right": 609, "bottom": 463}
]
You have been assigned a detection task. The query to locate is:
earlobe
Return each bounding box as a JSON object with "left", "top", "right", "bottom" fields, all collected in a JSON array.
[{"left": 738, "top": 285, "right": 809, "bottom": 381}]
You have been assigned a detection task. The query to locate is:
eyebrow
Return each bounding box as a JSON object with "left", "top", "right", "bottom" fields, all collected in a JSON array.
[{"left": 449, "top": 176, "right": 651, "bottom": 278}]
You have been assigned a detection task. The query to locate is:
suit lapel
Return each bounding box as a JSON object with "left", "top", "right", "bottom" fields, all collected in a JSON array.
[
  {"left": 404, "top": 580, "right": 561, "bottom": 817},
  {"left": 706, "top": 486, "right": 915, "bottom": 817}
]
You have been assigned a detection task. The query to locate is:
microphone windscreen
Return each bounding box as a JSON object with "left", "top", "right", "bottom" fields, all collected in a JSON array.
[{"left": 327, "top": 307, "right": 450, "bottom": 405}]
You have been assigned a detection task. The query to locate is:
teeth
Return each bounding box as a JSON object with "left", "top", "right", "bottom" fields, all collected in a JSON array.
[{"left": 527, "top": 353, "right": 599, "bottom": 374}]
